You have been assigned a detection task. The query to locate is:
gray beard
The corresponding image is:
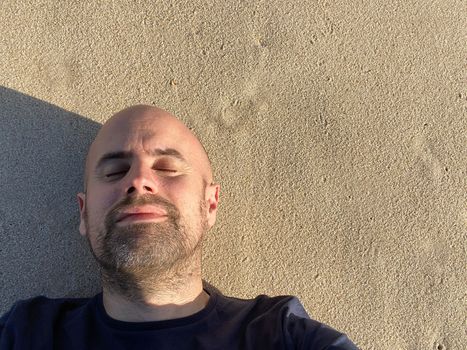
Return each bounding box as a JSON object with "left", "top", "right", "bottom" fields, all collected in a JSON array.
[{"left": 85, "top": 194, "right": 207, "bottom": 301}]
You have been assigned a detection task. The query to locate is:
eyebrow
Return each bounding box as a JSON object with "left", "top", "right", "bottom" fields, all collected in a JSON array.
[{"left": 95, "top": 148, "right": 186, "bottom": 170}]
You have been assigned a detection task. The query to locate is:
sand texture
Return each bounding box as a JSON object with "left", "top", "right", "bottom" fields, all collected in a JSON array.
[{"left": 0, "top": 1, "right": 466, "bottom": 349}]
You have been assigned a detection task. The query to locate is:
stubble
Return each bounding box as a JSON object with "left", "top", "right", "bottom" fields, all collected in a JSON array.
[{"left": 84, "top": 193, "right": 208, "bottom": 301}]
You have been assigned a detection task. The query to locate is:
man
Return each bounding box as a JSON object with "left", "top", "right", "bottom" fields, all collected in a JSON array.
[{"left": 0, "top": 105, "right": 358, "bottom": 349}]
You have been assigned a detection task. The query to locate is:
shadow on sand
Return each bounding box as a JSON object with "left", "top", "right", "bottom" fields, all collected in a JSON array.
[{"left": 0, "top": 87, "right": 102, "bottom": 313}]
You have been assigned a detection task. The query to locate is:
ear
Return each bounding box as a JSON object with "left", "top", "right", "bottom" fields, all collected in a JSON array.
[
  {"left": 205, "top": 183, "right": 220, "bottom": 229},
  {"left": 77, "top": 192, "right": 87, "bottom": 237}
]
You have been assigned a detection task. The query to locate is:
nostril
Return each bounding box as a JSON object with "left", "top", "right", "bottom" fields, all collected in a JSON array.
[{"left": 126, "top": 186, "right": 153, "bottom": 194}]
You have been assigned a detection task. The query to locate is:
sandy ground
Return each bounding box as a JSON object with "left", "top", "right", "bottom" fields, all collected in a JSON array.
[{"left": 0, "top": 1, "right": 465, "bottom": 349}]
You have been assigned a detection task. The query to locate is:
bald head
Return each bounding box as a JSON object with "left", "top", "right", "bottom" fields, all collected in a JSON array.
[
  {"left": 76, "top": 105, "right": 221, "bottom": 285},
  {"left": 83, "top": 105, "right": 213, "bottom": 191}
]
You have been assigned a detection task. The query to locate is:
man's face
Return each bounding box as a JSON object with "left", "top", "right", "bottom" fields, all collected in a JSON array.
[{"left": 77, "top": 110, "right": 219, "bottom": 276}]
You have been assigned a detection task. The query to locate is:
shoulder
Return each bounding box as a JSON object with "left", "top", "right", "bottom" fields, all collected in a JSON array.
[
  {"left": 0, "top": 295, "right": 92, "bottom": 341},
  {"left": 217, "top": 292, "right": 309, "bottom": 322},
  {"left": 1, "top": 295, "right": 91, "bottom": 321},
  {"left": 213, "top": 290, "right": 358, "bottom": 349}
]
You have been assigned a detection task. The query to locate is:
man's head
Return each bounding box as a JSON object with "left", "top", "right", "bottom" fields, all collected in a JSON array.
[{"left": 77, "top": 105, "right": 219, "bottom": 293}]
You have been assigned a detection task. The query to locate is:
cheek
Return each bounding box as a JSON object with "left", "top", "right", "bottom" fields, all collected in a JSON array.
[
  {"left": 166, "top": 178, "right": 203, "bottom": 201},
  {"left": 85, "top": 188, "right": 120, "bottom": 219},
  {"left": 168, "top": 182, "right": 205, "bottom": 215}
]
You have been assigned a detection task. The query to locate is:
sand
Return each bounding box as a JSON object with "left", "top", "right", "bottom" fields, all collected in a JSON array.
[{"left": 0, "top": 1, "right": 465, "bottom": 348}]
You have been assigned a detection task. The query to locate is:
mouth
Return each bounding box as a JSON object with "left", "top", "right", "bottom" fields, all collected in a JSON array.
[{"left": 116, "top": 205, "right": 168, "bottom": 224}]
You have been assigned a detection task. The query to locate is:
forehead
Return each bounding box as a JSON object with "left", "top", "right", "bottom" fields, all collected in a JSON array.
[{"left": 89, "top": 114, "right": 198, "bottom": 166}]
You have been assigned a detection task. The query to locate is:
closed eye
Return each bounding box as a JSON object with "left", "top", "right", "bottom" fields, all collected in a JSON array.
[
  {"left": 105, "top": 170, "right": 128, "bottom": 178},
  {"left": 156, "top": 168, "right": 177, "bottom": 172},
  {"left": 155, "top": 168, "right": 179, "bottom": 175}
]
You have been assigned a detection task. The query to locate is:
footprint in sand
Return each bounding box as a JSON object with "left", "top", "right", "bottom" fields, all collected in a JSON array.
[{"left": 412, "top": 131, "right": 443, "bottom": 186}]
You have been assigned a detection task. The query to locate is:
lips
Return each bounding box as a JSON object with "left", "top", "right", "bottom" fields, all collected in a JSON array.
[{"left": 116, "top": 205, "right": 168, "bottom": 223}]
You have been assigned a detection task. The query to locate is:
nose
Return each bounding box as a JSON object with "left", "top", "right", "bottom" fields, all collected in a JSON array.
[{"left": 125, "top": 165, "right": 157, "bottom": 196}]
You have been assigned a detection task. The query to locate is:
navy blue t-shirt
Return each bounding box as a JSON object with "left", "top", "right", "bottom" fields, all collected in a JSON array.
[{"left": 0, "top": 287, "right": 357, "bottom": 349}]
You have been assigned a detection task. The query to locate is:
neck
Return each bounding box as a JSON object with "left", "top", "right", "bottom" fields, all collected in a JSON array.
[{"left": 100, "top": 251, "right": 209, "bottom": 322}]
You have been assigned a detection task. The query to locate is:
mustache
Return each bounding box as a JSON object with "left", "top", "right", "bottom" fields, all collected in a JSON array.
[{"left": 105, "top": 194, "right": 180, "bottom": 227}]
